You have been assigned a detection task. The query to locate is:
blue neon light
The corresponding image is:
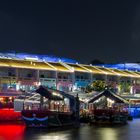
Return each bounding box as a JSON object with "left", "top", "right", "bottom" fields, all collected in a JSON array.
[
  {"left": 95, "top": 63, "right": 140, "bottom": 72},
  {"left": 128, "top": 107, "right": 140, "bottom": 118},
  {"left": 0, "top": 52, "right": 77, "bottom": 63}
]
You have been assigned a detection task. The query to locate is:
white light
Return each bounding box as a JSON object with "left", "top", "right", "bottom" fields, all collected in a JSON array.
[
  {"left": 71, "top": 67, "right": 74, "bottom": 72},
  {"left": 52, "top": 92, "right": 63, "bottom": 98},
  {"left": 25, "top": 57, "right": 38, "bottom": 61},
  {"left": 38, "top": 82, "right": 41, "bottom": 86},
  {"left": 107, "top": 98, "right": 114, "bottom": 104}
]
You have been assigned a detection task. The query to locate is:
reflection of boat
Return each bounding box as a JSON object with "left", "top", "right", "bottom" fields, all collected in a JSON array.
[
  {"left": 90, "top": 109, "right": 128, "bottom": 125},
  {"left": 14, "top": 86, "right": 80, "bottom": 128}
]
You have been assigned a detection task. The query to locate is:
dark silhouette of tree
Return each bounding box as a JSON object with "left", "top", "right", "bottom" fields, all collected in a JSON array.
[{"left": 90, "top": 59, "right": 104, "bottom": 65}]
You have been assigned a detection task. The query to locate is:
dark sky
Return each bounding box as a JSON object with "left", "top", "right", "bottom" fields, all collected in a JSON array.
[{"left": 0, "top": 0, "right": 140, "bottom": 63}]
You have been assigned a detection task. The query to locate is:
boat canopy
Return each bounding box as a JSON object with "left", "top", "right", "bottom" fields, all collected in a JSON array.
[{"left": 88, "top": 90, "right": 129, "bottom": 104}]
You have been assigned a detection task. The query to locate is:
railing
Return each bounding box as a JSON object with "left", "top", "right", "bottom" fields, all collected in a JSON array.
[
  {"left": 0, "top": 90, "right": 22, "bottom": 96},
  {"left": 0, "top": 76, "right": 17, "bottom": 80},
  {"left": 75, "top": 79, "right": 91, "bottom": 82},
  {"left": 57, "top": 79, "right": 72, "bottom": 82},
  {"left": 39, "top": 78, "right": 56, "bottom": 82},
  {"left": 18, "top": 77, "right": 37, "bottom": 81}
]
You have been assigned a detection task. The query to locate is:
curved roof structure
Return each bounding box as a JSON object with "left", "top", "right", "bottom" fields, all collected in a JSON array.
[
  {"left": 99, "top": 63, "right": 140, "bottom": 72},
  {"left": 88, "top": 90, "right": 129, "bottom": 104},
  {"left": 1, "top": 52, "right": 140, "bottom": 78},
  {"left": 0, "top": 52, "right": 77, "bottom": 63}
]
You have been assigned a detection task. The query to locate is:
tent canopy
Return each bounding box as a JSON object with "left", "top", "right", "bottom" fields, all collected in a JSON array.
[
  {"left": 88, "top": 89, "right": 129, "bottom": 104},
  {"left": 35, "top": 86, "right": 64, "bottom": 101}
]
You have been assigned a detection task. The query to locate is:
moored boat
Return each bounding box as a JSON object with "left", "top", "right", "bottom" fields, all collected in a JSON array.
[
  {"left": 14, "top": 86, "right": 80, "bottom": 128},
  {"left": 87, "top": 89, "right": 129, "bottom": 125},
  {"left": 21, "top": 110, "right": 76, "bottom": 127}
]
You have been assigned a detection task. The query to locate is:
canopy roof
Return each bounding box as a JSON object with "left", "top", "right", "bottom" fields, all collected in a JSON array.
[
  {"left": 36, "top": 86, "right": 64, "bottom": 100},
  {"left": 0, "top": 58, "right": 55, "bottom": 70},
  {"left": 123, "top": 70, "right": 140, "bottom": 78},
  {"left": 1, "top": 57, "right": 140, "bottom": 78},
  {"left": 0, "top": 52, "right": 77, "bottom": 63},
  {"left": 88, "top": 90, "right": 129, "bottom": 104},
  {"left": 48, "top": 62, "right": 71, "bottom": 72},
  {"left": 15, "top": 86, "right": 76, "bottom": 106},
  {"left": 81, "top": 65, "right": 104, "bottom": 74},
  {"left": 95, "top": 66, "right": 116, "bottom": 75},
  {"left": 110, "top": 68, "right": 133, "bottom": 77},
  {"left": 97, "top": 63, "right": 140, "bottom": 71},
  {"left": 67, "top": 63, "right": 89, "bottom": 72}
]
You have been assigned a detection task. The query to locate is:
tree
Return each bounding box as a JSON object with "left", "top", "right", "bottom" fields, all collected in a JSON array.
[{"left": 90, "top": 59, "right": 104, "bottom": 65}]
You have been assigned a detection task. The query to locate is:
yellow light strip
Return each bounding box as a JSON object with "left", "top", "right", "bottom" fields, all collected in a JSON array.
[
  {"left": 81, "top": 65, "right": 104, "bottom": 74},
  {"left": 67, "top": 63, "right": 89, "bottom": 72},
  {"left": 92, "top": 66, "right": 109, "bottom": 75},
  {"left": 60, "top": 62, "right": 74, "bottom": 72},
  {"left": 44, "top": 62, "right": 57, "bottom": 70},
  {"left": 95, "top": 66, "right": 117, "bottom": 75},
  {"left": 77, "top": 64, "right": 91, "bottom": 72},
  {"left": 110, "top": 68, "right": 132, "bottom": 77},
  {"left": 48, "top": 62, "right": 72, "bottom": 72},
  {"left": 123, "top": 70, "right": 140, "bottom": 78},
  {"left": 1, "top": 58, "right": 140, "bottom": 78}
]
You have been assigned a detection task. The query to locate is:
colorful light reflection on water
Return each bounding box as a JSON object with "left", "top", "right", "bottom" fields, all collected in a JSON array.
[
  {"left": 0, "top": 120, "right": 140, "bottom": 140},
  {"left": 0, "top": 124, "right": 26, "bottom": 140}
]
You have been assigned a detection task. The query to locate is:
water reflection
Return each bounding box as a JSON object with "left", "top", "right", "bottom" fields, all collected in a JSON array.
[
  {"left": 0, "top": 119, "right": 140, "bottom": 140},
  {"left": 24, "top": 120, "right": 140, "bottom": 140},
  {"left": 0, "top": 124, "right": 25, "bottom": 140}
]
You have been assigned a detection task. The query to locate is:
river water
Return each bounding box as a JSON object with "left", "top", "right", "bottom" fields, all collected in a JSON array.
[{"left": 0, "top": 119, "right": 140, "bottom": 140}]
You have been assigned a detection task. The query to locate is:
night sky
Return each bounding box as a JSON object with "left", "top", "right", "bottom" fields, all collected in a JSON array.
[{"left": 0, "top": 0, "right": 140, "bottom": 63}]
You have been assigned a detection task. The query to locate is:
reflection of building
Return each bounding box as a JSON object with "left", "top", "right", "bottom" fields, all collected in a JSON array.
[{"left": 1, "top": 53, "right": 140, "bottom": 101}]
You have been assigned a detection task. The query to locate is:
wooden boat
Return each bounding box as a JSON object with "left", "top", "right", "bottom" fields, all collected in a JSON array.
[
  {"left": 21, "top": 110, "right": 76, "bottom": 127},
  {"left": 14, "top": 86, "right": 80, "bottom": 128},
  {"left": 87, "top": 89, "right": 129, "bottom": 125}
]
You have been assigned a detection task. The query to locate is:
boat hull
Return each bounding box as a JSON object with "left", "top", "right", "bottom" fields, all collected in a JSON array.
[{"left": 21, "top": 110, "right": 76, "bottom": 128}]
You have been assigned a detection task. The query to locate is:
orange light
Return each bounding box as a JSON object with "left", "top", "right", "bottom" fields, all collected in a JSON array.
[{"left": 0, "top": 97, "right": 4, "bottom": 102}]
